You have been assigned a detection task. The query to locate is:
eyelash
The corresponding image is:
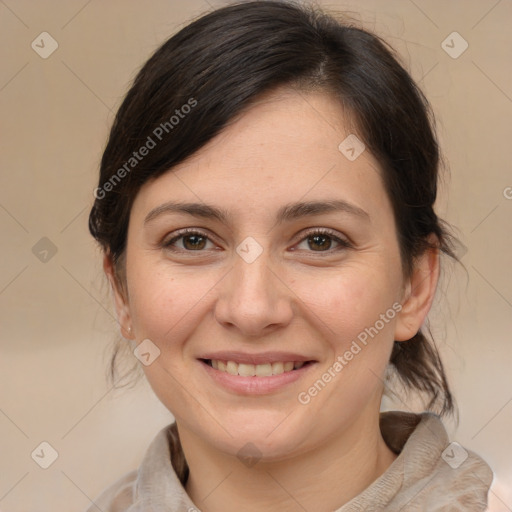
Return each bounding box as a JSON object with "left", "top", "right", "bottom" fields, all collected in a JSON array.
[{"left": 161, "top": 227, "right": 352, "bottom": 255}]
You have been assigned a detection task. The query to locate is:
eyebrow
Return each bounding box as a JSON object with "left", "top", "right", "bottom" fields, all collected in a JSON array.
[{"left": 144, "top": 199, "right": 370, "bottom": 225}]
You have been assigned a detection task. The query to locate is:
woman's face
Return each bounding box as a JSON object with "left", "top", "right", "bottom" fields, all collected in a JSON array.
[{"left": 114, "top": 88, "right": 418, "bottom": 460}]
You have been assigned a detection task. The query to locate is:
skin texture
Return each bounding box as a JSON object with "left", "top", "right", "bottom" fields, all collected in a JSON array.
[{"left": 105, "top": 87, "right": 440, "bottom": 511}]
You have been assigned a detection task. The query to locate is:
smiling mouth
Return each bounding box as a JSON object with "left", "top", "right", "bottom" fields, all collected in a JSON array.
[{"left": 201, "top": 359, "right": 314, "bottom": 377}]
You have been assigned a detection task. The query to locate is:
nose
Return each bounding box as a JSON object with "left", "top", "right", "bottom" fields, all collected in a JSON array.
[{"left": 213, "top": 247, "right": 294, "bottom": 338}]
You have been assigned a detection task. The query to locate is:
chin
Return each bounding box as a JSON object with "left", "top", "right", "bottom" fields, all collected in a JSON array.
[{"left": 206, "top": 410, "right": 311, "bottom": 461}]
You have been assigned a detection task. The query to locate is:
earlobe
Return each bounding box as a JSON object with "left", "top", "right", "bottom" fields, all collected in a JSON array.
[
  {"left": 103, "top": 254, "right": 134, "bottom": 340},
  {"left": 394, "top": 239, "right": 440, "bottom": 342}
]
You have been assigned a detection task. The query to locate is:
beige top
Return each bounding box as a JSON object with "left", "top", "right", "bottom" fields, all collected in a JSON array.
[{"left": 85, "top": 411, "right": 494, "bottom": 511}]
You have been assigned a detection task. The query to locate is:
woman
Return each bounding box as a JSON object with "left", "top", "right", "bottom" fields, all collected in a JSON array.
[{"left": 87, "top": 1, "right": 493, "bottom": 510}]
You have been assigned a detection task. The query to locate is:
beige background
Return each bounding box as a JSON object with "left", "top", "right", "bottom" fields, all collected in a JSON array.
[{"left": 1, "top": 0, "right": 511, "bottom": 510}]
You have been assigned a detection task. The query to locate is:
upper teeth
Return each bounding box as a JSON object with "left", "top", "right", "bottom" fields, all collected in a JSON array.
[{"left": 210, "top": 360, "right": 305, "bottom": 376}]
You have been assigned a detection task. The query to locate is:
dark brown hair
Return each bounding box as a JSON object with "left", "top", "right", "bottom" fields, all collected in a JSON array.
[{"left": 89, "top": 0, "right": 458, "bottom": 417}]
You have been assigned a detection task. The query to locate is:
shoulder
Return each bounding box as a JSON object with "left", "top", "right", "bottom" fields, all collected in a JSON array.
[
  {"left": 83, "top": 423, "right": 176, "bottom": 512},
  {"left": 341, "top": 410, "right": 495, "bottom": 511},
  {"left": 83, "top": 469, "right": 138, "bottom": 512},
  {"left": 394, "top": 411, "right": 494, "bottom": 511}
]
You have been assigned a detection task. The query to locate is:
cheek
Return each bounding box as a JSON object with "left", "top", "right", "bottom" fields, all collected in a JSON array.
[
  {"left": 127, "top": 261, "right": 209, "bottom": 350},
  {"left": 293, "top": 267, "right": 400, "bottom": 425},
  {"left": 126, "top": 265, "right": 215, "bottom": 413},
  {"left": 290, "top": 263, "right": 399, "bottom": 348}
]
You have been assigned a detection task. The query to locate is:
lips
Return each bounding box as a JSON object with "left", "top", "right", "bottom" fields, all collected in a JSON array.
[
  {"left": 197, "top": 351, "right": 317, "bottom": 393},
  {"left": 204, "top": 359, "right": 308, "bottom": 376},
  {"left": 199, "top": 353, "right": 317, "bottom": 394}
]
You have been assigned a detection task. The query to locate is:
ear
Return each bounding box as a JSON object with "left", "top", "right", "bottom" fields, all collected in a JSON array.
[
  {"left": 103, "top": 254, "right": 134, "bottom": 340},
  {"left": 394, "top": 236, "right": 440, "bottom": 342}
]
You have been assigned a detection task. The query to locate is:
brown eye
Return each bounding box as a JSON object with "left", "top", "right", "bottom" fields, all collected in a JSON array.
[
  {"left": 307, "top": 233, "right": 332, "bottom": 251},
  {"left": 163, "top": 229, "right": 214, "bottom": 252},
  {"left": 295, "top": 228, "right": 351, "bottom": 253},
  {"left": 181, "top": 234, "right": 207, "bottom": 250}
]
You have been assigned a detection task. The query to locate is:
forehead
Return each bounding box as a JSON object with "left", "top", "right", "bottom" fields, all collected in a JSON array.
[
  {"left": 133, "top": 88, "right": 389, "bottom": 221},
  {"left": 182, "top": 88, "right": 361, "bottom": 172}
]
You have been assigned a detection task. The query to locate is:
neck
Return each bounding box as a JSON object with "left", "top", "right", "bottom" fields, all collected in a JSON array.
[{"left": 179, "top": 407, "right": 397, "bottom": 512}]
